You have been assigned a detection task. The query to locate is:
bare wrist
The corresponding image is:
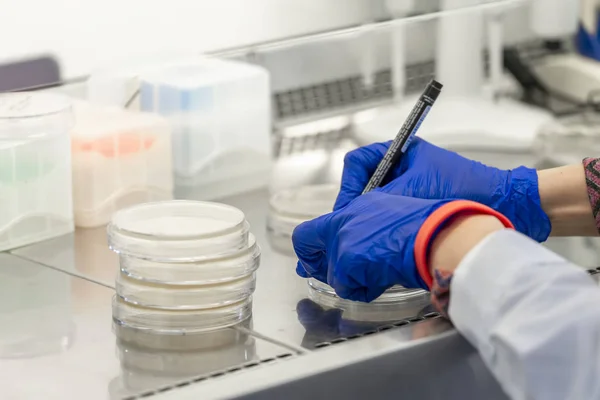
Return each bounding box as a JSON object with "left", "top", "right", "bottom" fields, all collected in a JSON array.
[
  {"left": 429, "top": 214, "right": 504, "bottom": 275},
  {"left": 538, "top": 165, "right": 596, "bottom": 237}
]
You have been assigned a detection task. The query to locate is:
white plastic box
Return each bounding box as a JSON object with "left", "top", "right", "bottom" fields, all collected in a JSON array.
[
  {"left": 0, "top": 93, "right": 74, "bottom": 251},
  {"left": 71, "top": 102, "right": 173, "bottom": 227},
  {"left": 139, "top": 58, "right": 272, "bottom": 200}
]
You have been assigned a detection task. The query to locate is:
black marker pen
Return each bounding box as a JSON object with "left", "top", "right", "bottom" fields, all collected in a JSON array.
[{"left": 362, "top": 79, "right": 443, "bottom": 194}]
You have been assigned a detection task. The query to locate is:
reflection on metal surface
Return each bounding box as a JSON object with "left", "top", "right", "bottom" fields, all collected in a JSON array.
[
  {"left": 152, "top": 318, "right": 481, "bottom": 400},
  {"left": 297, "top": 297, "right": 438, "bottom": 349},
  {"left": 110, "top": 319, "right": 258, "bottom": 399},
  {"left": 10, "top": 225, "right": 118, "bottom": 288},
  {"left": 0, "top": 252, "right": 297, "bottom": 400},
  {"left": 0, "top": 254, "right": 74, "bottom": 358}
]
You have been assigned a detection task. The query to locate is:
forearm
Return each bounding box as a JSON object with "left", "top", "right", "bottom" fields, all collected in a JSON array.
[{"left": 538, "top": 163, "right": 597, "bottom": 237}]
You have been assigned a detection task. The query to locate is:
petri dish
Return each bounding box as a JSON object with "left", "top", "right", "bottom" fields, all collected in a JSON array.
[
  {"left": 308, "top": 278, "right": 430, "bottom": 317},
  {"left": 307, "top": 289, "right": 432, "bottom": 323},
  {"left": 108, "top": 200, "right": 250, "bottom": 262},
  {"left": 120, "top": 234, "right": 261, "bottom": 285},
  {"left": 268, "top": 184, "right": 429, "bottom": 305},
  {"left": 269, "top": 184, "right": 339, "bottom": 219},
  {"left": 267, "top": 184, "right": 339, "bottom": 255},
  {"left": 112, "top": 295, "right": 253, "bottom": 333},
  {"left": 116, "top": 273, "right": 257, "bottom": 310}
]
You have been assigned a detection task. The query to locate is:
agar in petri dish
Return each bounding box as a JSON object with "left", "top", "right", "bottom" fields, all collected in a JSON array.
[
  {"left": 112, "top": 295, "right": 253, "bottom": 333},
  {"left": 119, "top": 234, "right": 261, "bottom": 286},
  {"left": 108, "top": 200, "right": 250, "bottom": 262},
  {"left": 116, "top": 272, "right": 257, "bottom": 310}
]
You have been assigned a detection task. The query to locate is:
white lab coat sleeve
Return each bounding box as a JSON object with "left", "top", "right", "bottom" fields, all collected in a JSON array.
[{"left": 449, "top": 229, "right": 600, "bottom": 400}]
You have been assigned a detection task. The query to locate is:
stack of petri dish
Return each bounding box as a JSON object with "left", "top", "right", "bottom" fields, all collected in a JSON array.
[
  {"left": 268, "top": 184, "right": 429, "bottom": 307},
  {"left": 108, "top": 200, "right": 260, "bottom": 333}
]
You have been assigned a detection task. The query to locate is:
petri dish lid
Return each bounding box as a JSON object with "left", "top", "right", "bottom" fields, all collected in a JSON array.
[
  {"left": 0, "top": 93, "right": 73, "bottom": 139},
  {"left": 120, "top": 234, "right": 261, "bottom": 285},
  {"left": 112, "top": 295, "right": 253, "bottom": 333},
  {"left": 108, "top": 200, "right": 250, "bottom": 261},
  {"left": 269, "top": 184, "right": 339, "bottom": 220},
  {"left": 116, "top": 272, "right": 257, "bottom": 310}
]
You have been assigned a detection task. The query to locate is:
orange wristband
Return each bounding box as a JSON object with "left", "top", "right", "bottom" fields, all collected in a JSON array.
[{"left": 415, "top": 200, "right": 514, "bottom": 289}]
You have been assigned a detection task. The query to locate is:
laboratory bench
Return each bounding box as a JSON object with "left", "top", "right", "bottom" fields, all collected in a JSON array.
[
  {"left": 1, "top": 186, "right": 507, "bottom": 400},
  {"left": 5, "top": 175, "right": 600, "bottom": 400}
]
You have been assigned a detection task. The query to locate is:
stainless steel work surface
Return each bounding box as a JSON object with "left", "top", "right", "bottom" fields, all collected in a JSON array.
[
  {"left": 0, "top": 253, "right": 296, "bottom": 400},
  {"left": 153, "top": 319, "right": 508, "bottom": 400},
  {"left": 11, "top": 225, "right": 117, "bottom": 288},
  {"left": 13, "top": 188, "right": 437, "bottom": 351},
  {"left": 13, "top": 181, "right": 600, "bottom": 355},
  {"left": 222, "top": 188, "right": 435, "bottom": 349}
]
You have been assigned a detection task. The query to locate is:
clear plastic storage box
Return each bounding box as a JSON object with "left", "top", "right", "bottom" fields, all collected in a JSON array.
[
  {"left": 139, "top": 58, "right": 272, "bottom": 199},
  {"left": 71, "top": 102, "right": 174, "bottom": 227},
  {"left": 0, "top": 93, "right": 74, "bottom": 251}
]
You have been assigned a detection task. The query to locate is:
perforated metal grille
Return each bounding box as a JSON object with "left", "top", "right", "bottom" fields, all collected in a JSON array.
[
  {"left": 120, "top": 312, "right": 442, "bottom": 399},
  {"left": 272, "top": 37, "right": 567, "bottom": 123},
  {"left": 312, "top": 312, "right": 440, "bottom": 349},
  {"left": 274, "top": 125, "right": 352, "bottom": 157},
  {"left": 121, "top": 353, "right": 295, "bottom": 400},
  {"left": 274, "top": 70, "right": 394, "bottom": 120},
  {"left": 272, "top": 38, "right": 570, "bottom": 158}
]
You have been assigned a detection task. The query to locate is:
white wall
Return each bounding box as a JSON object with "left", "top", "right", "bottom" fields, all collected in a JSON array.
[
  {"left": 2, "top": 0, "right": 379, "bottom": 79},
  {"left": 2, "top": 0, "right": 536, "bottom": 82}
]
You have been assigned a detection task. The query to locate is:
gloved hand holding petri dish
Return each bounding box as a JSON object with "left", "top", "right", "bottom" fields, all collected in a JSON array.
[{"left": 293, "top": 191, "right": 454, "bottom": 302}]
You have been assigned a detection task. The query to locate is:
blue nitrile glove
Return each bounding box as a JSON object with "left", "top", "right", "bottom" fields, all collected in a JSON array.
[
  {"left": 292, "top": 191, "right": 453, "bottom": 302},
  {"left": 334, "top": 138, "right": 551, "bottom": 242}
]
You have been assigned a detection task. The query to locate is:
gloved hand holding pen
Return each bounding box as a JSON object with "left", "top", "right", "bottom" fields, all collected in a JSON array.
[
  {"left": 334, "top": 137, "right": 552, "bottom": 242},
  {"left": 293, "top": 190, "right": 514, "bottom": 302},
  {"left": 292, "top": 137, "right": 597, "bottom": 303},
  {"left": 292, "top": 147, "right": 600, "bottom": 400}
]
